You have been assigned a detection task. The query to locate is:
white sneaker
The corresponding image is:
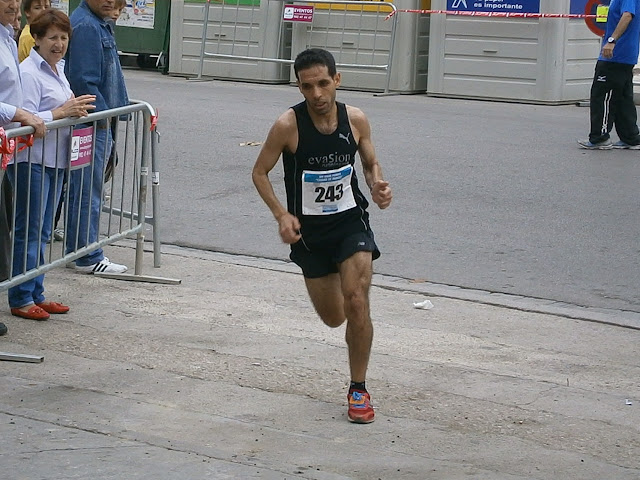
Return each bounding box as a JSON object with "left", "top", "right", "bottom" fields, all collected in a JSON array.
[
  {"left": 612, "top": 140, "right": 640, "bottom": 150},
  {"left": 577, "top": 138, "right": 613, "bottom": 150},
  {"left": 75, "top": 257, "right": 128, "bottom": 274}
]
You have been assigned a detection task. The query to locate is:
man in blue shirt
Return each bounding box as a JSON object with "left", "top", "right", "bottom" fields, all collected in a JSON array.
[
  {"left": 579, "top": 0, "right": 640, "bottom": 149},
  {"left": 64, "top": 0, "right": 129, "bottom": 274},
  {"left": 0, "top": 0, "right": 46, "bottom": 335}
]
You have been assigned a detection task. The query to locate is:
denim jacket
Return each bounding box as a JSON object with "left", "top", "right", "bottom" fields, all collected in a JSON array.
[{"left": 65, "top": 0, "right": 129, "bottom": 112}]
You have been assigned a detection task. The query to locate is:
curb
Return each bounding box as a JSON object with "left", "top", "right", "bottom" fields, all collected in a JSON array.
[{"left": 156, "top": 243, "right": 640, "bottom": 331}]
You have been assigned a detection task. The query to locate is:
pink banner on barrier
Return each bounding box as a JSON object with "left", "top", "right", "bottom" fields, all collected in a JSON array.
[
  {"left": 283, "top": 5, "right": 313, "bottom": 22},
  {"left": 70, "top": 126, "right": 94, "bottom": 170}
]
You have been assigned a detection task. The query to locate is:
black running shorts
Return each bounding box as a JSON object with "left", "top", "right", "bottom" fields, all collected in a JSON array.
[{"left": 289, "top": 230, "right": 380, "bottom": 278}]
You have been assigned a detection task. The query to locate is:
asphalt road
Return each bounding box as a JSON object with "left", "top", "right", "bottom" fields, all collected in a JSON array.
[{"left": 124, "top": 69, "right": 640, "bottom": 313}]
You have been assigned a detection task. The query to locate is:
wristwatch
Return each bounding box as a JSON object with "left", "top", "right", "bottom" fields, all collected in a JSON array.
[{"left": 607, "top": 36, "right": 616, "bottom": 43}]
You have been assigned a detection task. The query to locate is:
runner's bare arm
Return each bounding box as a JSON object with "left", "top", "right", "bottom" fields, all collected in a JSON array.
[
  {"left": 252, "top": 111, "right": 302, "bottom": 244},
  {"left": 348, "top": 106, "right": 392, "bottom": 210}
]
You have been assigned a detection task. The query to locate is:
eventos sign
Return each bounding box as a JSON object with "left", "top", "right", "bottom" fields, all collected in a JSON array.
[
  {"left": 283, "top": 5, "right": 314, "bottom": 22},
  {"left": 447, "top": 0, "right": 541, "bottom": 13},
  {"left": 70, "top": 126, "right": 94, "bottom": 170}
]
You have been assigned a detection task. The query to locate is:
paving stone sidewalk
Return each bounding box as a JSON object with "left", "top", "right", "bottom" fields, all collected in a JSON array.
[{"left": 1, "top": 244, "right": 638, "bottom": 479}]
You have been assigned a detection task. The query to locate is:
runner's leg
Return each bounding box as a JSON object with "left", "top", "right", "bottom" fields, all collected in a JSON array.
[
  {"left": 303, "top": 250, "right": 374, "bottom": 381},
  {"left": 304, "top": 273, "right": 345, "bottom": 328},
  {"left": 338, "top": 251, "right": 373, "bottom": 383}
]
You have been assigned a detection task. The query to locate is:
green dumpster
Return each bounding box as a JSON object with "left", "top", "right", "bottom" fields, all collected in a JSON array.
[{"left": 67, "top": 0, "right": 170, "bottom": 72}]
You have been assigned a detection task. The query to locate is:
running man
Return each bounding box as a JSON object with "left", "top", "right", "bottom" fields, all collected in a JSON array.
[{"left": 252, "top": 48, "right": 392, "bottom": 423}]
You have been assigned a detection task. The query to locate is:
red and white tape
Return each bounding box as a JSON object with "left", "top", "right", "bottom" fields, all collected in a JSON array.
[{"left": 387, "top": 10, "right": 603, "bottom": 19}]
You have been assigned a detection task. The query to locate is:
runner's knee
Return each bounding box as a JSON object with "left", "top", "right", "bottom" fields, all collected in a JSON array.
[
  {"left": 320, "top": 313, "right": 346, "bottom": 328},
  {"left": 343, "top": 290, "right": 368, "bottom": 320}
]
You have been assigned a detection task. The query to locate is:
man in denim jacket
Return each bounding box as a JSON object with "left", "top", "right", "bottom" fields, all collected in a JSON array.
[{"left": 65, "top": 0, "right": 129, "bottom": 274}]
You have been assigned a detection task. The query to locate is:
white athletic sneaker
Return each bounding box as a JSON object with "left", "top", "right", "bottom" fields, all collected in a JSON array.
[
  {"left": 577, "top": 138, "right": 613, "bottom": 150},
  {"left": 75, "top": 257, "right": 128, "bottom": 274},
  {"left": 612, "top": 140, "right": 640, "bottom": 150}
]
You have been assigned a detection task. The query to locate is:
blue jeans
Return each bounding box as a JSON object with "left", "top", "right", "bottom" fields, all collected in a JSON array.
[
  {"left": 0, "top": 171, "right": 12, "bottom": 282},
  {"left": 7, "top": 163, "right": 64, "bottom": 309},
  {"left": 65, "top": 127, "right": 111, "bottom": 266}
]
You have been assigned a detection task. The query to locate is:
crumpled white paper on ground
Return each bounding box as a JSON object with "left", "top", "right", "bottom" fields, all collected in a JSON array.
[{"left": 413, "top": 299, "right": 434, "bottom": 310}]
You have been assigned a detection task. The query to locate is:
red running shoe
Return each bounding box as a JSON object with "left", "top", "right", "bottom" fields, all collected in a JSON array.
[{"left": 347, "top": 390, "right": 375, "bottom": 424}]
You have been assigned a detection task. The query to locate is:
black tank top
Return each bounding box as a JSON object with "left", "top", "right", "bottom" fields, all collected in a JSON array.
[{"left": 283, "top": 101, "right": 371, "bottom": 245}]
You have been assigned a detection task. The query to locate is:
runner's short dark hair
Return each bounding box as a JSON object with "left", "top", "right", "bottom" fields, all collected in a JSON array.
[{"left": 294, "top": 48, "right": 337, "bottom": 80}]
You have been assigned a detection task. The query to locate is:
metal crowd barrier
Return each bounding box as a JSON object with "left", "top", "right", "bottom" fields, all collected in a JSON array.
[
  {"left": 0, "top": 101, "right": 176, "bottom": 297},
  {"left": 193, "top": 0, "right": 398, "bottom": 93}
]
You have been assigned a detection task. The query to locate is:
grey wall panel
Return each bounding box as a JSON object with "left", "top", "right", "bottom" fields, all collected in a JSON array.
[
  {"left": 445, "top": 39, "right": 538, "bottom": 59},
  {"left": 290, "top": 8, "right": 393, "bottom": 91},
  {"left": 442, "top": 77, "right": 537, "bottom": 100},
  {"left": 170, "top": 0, "right": 290, "bottom": 83},
  {"left": 316, "top": 13, "right": 394, "bottom": 30},
  {"left": 444, "top": 19, "right": 539, "bottom": 38},
  {"left": 428, "top": 0, "right": 601, "bottom": 103},
  {"left": 307, "top": 32, "right": 393, "bottom": 51},
  {"left": 169, "top": 0, "right": 185, "bottom": 75},
  {"left": 564, "top": 17, "right": 601, "bottom": 101},
  {"left": 337, "top": 67, "right": 388, "bottom": 91},
  {"left": 444, "top": 58, "right": 538, "bottom": 79},
  {"left": 416, "top": 13, "right": 430, "bottom": 87},
  {"left": 564, "top": 61, "right": 597, "bottom": 81},
  {"left": 172, "top": 0, "right": 430, "bottom": 92},
  {"left": 290, "top": 0, "right": 429, "bottom": 92}
]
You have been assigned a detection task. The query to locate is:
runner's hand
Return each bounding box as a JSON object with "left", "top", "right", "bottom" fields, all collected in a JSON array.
[
  {"left": 371, "top": 180, "right": 392, "bottom": 209},
  {"left": 278, "top": 212, "right": 302, "bottom": 244}
]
